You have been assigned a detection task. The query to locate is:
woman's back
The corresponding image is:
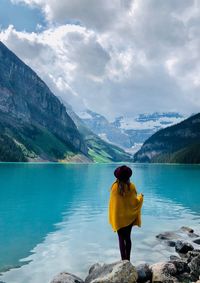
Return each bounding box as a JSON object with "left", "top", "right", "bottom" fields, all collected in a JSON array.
[{"left": 109, "top": 181, "right": 143, "bottom": 232}]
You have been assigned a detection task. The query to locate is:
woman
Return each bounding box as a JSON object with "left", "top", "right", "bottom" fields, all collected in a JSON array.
[{"left": 108, "top": 165, "right": 143, "bottom": 261}]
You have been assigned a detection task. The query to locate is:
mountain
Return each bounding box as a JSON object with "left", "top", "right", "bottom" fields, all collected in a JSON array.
[
  {"left": 134, "top": 113, "right": 200, "bottom": 163},
  {"left": 79, "top": 110, "right": 185, "bottom": 153},
  {"left": 0, "top": 41, "right": 88, "bottom": 162},
  {"left": 59, "top": 100, "right": 132, "bottom": 162},
  {"left": 78, "top": 110, "right": 131, "bottom": 148},
  {"left": 0, "top": 42, "right": 131, "bottom": 162}
]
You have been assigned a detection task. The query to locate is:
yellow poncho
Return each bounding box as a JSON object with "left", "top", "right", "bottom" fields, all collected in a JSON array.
[{"left": 108, "top": 181, "right": 143, "bottom": 232}]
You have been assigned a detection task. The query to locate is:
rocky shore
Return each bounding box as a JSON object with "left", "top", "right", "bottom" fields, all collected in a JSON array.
[{"left": 50, "top": 226, "right": 200, "bottom": 283}]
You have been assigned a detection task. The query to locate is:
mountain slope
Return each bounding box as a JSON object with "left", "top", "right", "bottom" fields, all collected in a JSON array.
[
  {"left": 134, "top": 113, "right": 200, "bottom": 163},
  {"left": 78, "top": 110, "right": 131, "bottom": 148},
  {"left": 0, "top": 42, "right": 132, "bottom": 163},
  {"left": 79, "top": 110, "right": 184, "bottom": 153},
  {"left": 60, "top": 101, "right": 133, "bottom": 162},
  {"left": 0, "top": 41, "right": 88, "bottom": 162}
]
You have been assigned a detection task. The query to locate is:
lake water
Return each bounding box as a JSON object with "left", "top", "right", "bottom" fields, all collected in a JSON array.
[{"left": 0, "top": 163, "right": 200, "bottom": 283}]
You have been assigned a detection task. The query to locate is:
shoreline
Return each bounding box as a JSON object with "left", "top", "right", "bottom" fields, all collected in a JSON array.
[
  {"left": 50, "top": 226, "right": 200, "bottom": 283},
  {"left": 0, "top": 162, "right": 200, "bottom": 166}
]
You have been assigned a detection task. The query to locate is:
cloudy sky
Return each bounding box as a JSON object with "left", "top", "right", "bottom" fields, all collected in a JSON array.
[{"left": 0, "top": 0, "right": 200, "bottom": 120}]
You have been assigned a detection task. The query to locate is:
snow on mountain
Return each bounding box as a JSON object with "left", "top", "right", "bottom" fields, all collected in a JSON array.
[
  {"left": 77, "top": 110, "right": 132, "bottom": 149},
  {"left": 112, "top": 112, "right": 184, "bottom": 130},
  {"left": 77, "top": 110, "right": 186, "bottom": 154}
]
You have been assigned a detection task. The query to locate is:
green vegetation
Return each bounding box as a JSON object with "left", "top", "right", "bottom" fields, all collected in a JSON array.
[
  {"left": 0, "top": 118, "right": 76, "bottom": 162},
  {"left": 152, "top": 143, "right": 200, "bottom": 164},
  {"left": 20, "top": 124, "right": 76, "bottom": 160},
  {"left": 134, "top": 113, "right": 200, "bottom": 164},
  {"left": 0, "top": 134, "right": 27, "bottom": 162},
  {"left": 86, "top": 136, "right": 132, "bottom": 163}
]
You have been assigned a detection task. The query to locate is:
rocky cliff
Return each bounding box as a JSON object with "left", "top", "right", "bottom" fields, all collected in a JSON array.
[
  {"left": 60, "top": 99, "right": 133, "bottom": 162},
  {"left": 134, "top": 113, "right": 200, "bottom": 163},
  {"left": 0, "top": 41, "right": 88, "bottom": 161},
  {"left": 0, "top": 42, "right": 132, "bottom": 162}
]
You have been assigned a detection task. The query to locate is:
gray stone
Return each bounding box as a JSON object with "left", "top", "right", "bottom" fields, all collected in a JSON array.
[
  {"left": 85, "top": 260, "right": 138, "bottom": 283},
  {"left": 175, "top": 240, "right": 194, "bottom": 254},
  {"left": 50, "top": 272, "right": 84, "bottom": 283},
  {"left": 193, "top": 238, "right": 200, "bottom": 245},
  {"left": 166, "top": 240, "right": 176, "bottom": 247},
  {"left": 170, "top": 255, "right": 180, "bottom": 261},
  {"left": 156, "top": 232, "right": 178, "bottom": 241},
  {"left": 186, "top": 250, "right": 200, "bottom": 263},
  {"left": 188, "top": 254, "right": 200, "bottom": 281},
  {"left": 169, "top": 259, "right": 190, "bottom": 274},
  {"left": 180, "top": 226, "right": 194, "bottom": 233},
  {"left": 88, "top": 263, "right": 101, "bottom": 275},
  {"left": 136, "top": 263, "right": 152, "bottom": 283},
  {"left": 150, "top": 262, "right": 178, "bottom": 283},
  {"left": 176, "top": 272, "right": 192, "bottom": 283}
]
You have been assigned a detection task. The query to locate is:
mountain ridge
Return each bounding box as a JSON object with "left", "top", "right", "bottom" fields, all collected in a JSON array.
[
  {"left": 0, "top": 41, "right": 132, "bottom": 162},
  {"left": 133, "top": 113, "right": 200, "bottom": 163},
  {"left": 78, "top": 109, "right": 185, "bottom": 153}
]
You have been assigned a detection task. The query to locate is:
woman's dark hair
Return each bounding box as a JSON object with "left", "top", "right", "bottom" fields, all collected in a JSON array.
[{"left": 116, "top": 178, "right": 131, "bottom": 196}]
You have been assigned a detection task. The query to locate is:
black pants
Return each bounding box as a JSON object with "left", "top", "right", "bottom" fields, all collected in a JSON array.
[{"left": 117, "top": 222, "right": 133, "bottom": 260}]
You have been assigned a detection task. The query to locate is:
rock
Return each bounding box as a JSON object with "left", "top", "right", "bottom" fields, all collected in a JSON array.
[
  {"left": 136, "top": 263, "right": 152, "bottom": 283},
  {"left": 180, "top": 226, "right": 194, "bottom": 233},
  {"left": 186, "top": 250, "right": 200, "bottom": 263},
  {"left": 188, "top": 232, "right": 200, "bottom": 238},
  {"left": 175, "top": 240, "right": 194, "bottom": 254},
  {"left": 166, "top": 240, "right": 176, "bottom": 247},
  {"left": 88, "top": 263, "right": 101, "bottom": 275},
  {"left": 50, "top": 272, "right": 84, "bottom": 283},
  {"left": 169, "top": 259, "right": 190, "bottom": 274},
  {"left": 84, "top": 260, "right": 138, "bottom": 283},
  {"left": 156, "top": 232, "right": 178, "bottom": 241},
  {"left": 193, "top": 238, "right": 200, "bottom": 245},
  {"left": 188, "top": 254, "right": 200, "bottom": 281},
  {"left": 176, "top": 272, "right": 192, "bottom": 282},
  {"left": 150, "top": 262, "right": 178, "bottom": 283},
  {"left": 170, "top": 255, "right": 180, "bottom": 261}
]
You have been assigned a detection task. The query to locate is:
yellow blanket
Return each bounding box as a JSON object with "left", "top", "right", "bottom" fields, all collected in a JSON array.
[{"left": 108, "top": 181, "right": 143, "bottom": 232}]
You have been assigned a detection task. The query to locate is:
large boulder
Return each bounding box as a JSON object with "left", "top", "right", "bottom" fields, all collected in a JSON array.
[
  {"left": 150, "top": 262, "right": 178, "bottom": 283},
  {"left": 50, "top": 272, "right": 84, "bottom": 283},
  {"left": 186, "top": 250, "right": 200, "bottom": 263},
  {"left": 169, "top": 259, "right": 190, "bottom": 274},
  {"left": 84, "top": 260, "right": 138, "bottom": 283},
  {"left": 175, "top": 240, "right": 194, "bottom": 254},
  {"left": 188, "top": 254, "right": 200, "bottom": 281}
]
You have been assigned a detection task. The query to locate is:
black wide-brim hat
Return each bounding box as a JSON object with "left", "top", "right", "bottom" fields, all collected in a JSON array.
[{"left": 114, "top": 165, "right": 132, "bottom": 181}]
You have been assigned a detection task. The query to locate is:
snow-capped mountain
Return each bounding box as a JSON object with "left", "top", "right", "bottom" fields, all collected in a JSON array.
[
  {"left": 78, "top": 110, "right": 131, "bottom": 148},
  {"left": 112, "top": 112, "right": 184, "bottom": 130},
  {"left": 78, "top": 110, "right": 185, "bottom": 154}
]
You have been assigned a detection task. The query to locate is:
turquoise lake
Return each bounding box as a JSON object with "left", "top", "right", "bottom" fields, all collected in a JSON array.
[{"left": 0, "top": 163, "right": 200, "bottom": 283}]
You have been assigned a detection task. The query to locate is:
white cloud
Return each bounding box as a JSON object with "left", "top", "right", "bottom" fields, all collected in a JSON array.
[
  {"left": 11, "top": 0, "right": 132, "bottom": 31},
  {"left": 2, "top": 0, "right": 200, "bottom": 119}
]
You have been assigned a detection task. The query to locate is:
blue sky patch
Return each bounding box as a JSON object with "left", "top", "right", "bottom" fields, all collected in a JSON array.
[{"left": 0, "top": 0, "right": 46, "bottom": 32}]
